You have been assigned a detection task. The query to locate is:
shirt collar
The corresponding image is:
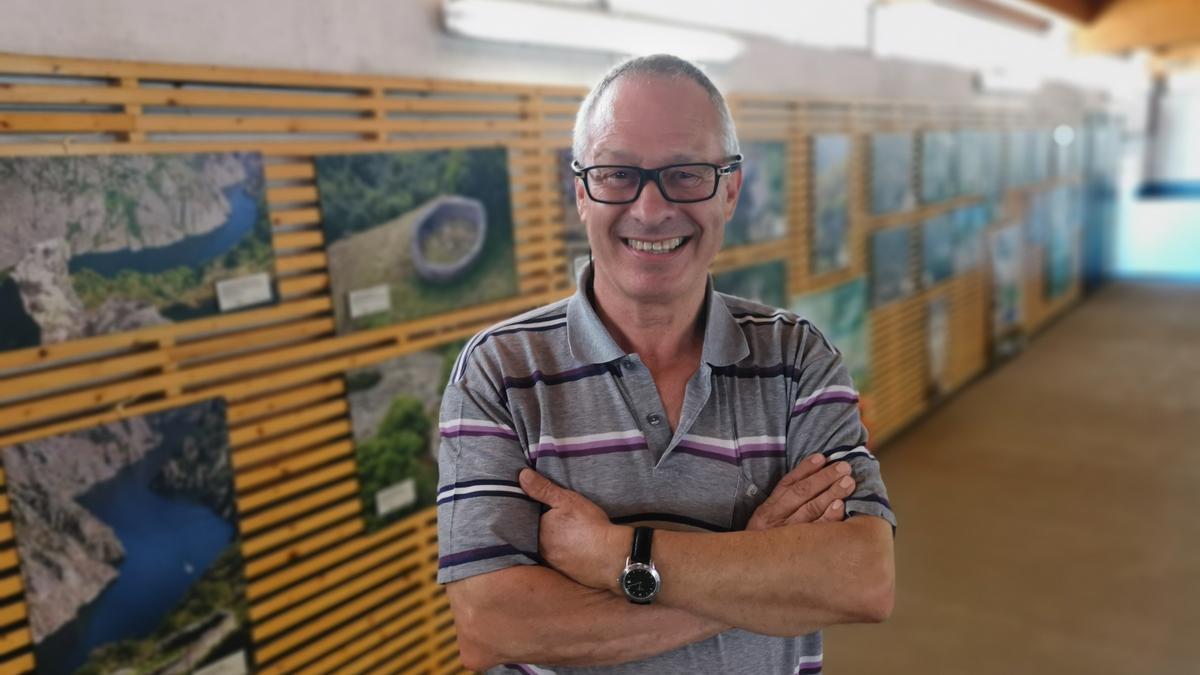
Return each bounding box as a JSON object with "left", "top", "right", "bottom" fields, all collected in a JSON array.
[{"left": 566, "top": 262, "right": 750, "bottom": 367}]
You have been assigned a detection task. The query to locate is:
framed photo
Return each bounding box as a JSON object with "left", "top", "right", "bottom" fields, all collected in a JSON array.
[
  {"left": 870, "top": 133, "right": 915, "bottom": 216},
  {"left": 790, "top": 277, "right": 871, "bottom": 391},
  {"left": 870, "top": 227, "right": 914, "bottom": 307},
  {"left": 811, "top": 134, "right": 851, "bottom": 276},
  {"left": 920, "top": 131, "right": 958, "bottom": 204},
  {"left": 724, "top": 141, "right": 787, "bottom": 247},
  {"left": 713, "top": 260, "right": 787, "bottom": 309}
]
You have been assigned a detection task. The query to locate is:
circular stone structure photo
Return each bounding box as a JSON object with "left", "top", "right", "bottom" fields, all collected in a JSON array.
[{"left": 410, "top": 195, "right": 488, "bottom": 283}]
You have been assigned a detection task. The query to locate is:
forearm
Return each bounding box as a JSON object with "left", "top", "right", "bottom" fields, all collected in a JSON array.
[
  {"left": 633, "top": 516, "right": 894, "bottom": 636},
  {"left": 449, "top": 564, "right": 726, "bottom": 671}
]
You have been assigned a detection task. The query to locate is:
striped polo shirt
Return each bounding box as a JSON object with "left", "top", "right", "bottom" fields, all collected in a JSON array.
[{"left": 436, "top": 265, "right": 896, "bottom": 675}]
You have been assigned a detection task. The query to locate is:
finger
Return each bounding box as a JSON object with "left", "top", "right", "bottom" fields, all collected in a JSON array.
[
  {"left": 518, "top": 468, "right": 572, "bottom": 508},
  {"left": 817, "top": 499, "right": 845, "bottom": 523},
  {"left": 754, "top": 454, "right": 828, "bottom": 514},
  {"left": 758, "top": 462, "right": 852, "bottom": 526},
  {"left": 784, "top": 475, "right": 856, "bottom": 525}
]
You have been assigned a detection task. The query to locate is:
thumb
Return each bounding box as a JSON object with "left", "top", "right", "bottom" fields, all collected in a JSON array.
[{"left": 519, "top": 468, "right": 571, "bottom": 508}]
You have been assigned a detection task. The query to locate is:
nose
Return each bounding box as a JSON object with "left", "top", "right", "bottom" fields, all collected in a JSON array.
[{"left": 627, "top": 176, "right": 676, "bottom": 224}]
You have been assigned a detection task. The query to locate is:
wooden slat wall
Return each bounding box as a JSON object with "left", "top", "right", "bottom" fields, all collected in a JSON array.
[{"left": 0, "top": 51, "right": 1093, "bottom": 673}]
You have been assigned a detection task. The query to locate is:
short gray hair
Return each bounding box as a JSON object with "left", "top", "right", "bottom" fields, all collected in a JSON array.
[{"left": 572, "top": 54, "right": 740, "bottom": 165}]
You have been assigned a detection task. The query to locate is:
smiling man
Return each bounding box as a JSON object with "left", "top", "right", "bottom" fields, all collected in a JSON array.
[{"left": 436, "top": 54, "right": 895, "bottom": 674}]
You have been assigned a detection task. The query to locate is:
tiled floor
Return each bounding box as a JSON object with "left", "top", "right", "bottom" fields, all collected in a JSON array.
[{"left": 824, "top": 281, "right": 1200, "bottom": 675}]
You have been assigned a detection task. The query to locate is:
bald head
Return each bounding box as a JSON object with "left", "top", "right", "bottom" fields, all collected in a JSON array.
[{"left": 572, "top": 54, "right": 740, "bottom": 166}]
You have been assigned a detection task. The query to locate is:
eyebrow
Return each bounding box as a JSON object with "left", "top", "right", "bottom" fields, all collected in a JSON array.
[{"left": 591, "top": 151, "right": 707, "bottom": 166}]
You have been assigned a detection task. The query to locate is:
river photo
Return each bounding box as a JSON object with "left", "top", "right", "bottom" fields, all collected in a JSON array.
[
  {"left": 0, "top": 152, "right": 275, "bottom": 352},
  {"left": 0, "top": 400, "right": 251, "bottom": 675}
]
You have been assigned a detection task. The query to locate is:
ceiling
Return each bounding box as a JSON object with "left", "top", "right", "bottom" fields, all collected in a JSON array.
[{"left": 1023, "top": 0, "right": 1200, "bottom": 70}]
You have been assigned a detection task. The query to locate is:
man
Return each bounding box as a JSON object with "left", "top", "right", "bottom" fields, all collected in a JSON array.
[{"left": 437, "top": 54, "right": 895, "bottom": 674}]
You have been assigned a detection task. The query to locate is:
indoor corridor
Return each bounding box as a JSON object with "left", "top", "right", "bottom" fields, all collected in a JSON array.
[{"left": 826, "top": 281, "right": 1200, "bottom": 675}]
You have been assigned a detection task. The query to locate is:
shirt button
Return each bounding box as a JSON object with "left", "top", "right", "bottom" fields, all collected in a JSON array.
[
  {"left": 646, "top": 413, "right": 662, "bottom": 426},
  {"left": 746, "top": 484, "right": 759, "bottom": 497}
]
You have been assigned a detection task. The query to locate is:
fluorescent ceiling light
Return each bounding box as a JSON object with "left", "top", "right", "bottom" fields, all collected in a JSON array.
[
  {"left": 442, "top": 0, "right": 746, "bottom": 63},
  {"left": 609, "top": 0, "right": 872, "bottom": 50}
]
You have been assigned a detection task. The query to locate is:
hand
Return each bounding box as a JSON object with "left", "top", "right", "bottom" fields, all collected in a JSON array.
[
  {"left": 745, "top": 454, "right": 856, "bottom": 531},
  {"left": 519, "top": 468, "right": 631, "bottom": 591}
]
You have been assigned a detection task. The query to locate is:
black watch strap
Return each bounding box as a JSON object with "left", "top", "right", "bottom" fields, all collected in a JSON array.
[{"left": 631, "top": 526, "right": 654, "bottom": 564}]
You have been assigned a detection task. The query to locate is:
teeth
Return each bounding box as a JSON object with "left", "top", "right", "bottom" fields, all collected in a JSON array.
[{"left": 626, "top": 237, "right": 684, "bottom": 253}]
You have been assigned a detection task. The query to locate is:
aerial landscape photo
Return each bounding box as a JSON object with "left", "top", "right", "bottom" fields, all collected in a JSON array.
[
  {"left": 1, "top": 399, "right": 251, "bottom": 675},
  {"left": 0, "top": 152, "right": 274, "bottom": 353}
]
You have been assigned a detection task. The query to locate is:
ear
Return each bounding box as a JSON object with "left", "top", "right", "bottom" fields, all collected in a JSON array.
[
  {"left": 721, "top": 165, "right": 744, "bottom": 223},
  {"left": 574, "top": 172, "right": 588, "bottom": 220}
]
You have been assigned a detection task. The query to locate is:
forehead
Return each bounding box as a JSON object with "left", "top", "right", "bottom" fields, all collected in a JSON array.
[{"left": 589, "top": 75, "right": 725, "bottom": 164}]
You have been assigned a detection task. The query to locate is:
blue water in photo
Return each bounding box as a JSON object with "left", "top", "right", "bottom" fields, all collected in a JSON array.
[
  {"left": 33, "top": 423, "right": 234, "bottom": 675},
  {"left": 68, "top": 185, "right": 260, "bottom": 278}
]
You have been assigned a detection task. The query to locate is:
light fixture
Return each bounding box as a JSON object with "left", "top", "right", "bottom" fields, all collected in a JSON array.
[{"left": 441, "top": 0, "right": 746, "bottom": 63}]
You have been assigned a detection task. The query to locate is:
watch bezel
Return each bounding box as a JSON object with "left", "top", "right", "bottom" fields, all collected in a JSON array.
[{"left": 619, "top": 559, "right": 661, "bottom": 604}]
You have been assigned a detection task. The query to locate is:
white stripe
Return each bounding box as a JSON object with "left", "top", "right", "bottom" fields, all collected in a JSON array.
[
  {"left": 826, "top": 445, "right": 876, "bottom": 462},
  {"left": 796, "top": 653, "right": 824, "bottom": 666},
  {"left": 536, "top": 429, "right": 645, "bottom": 446},
  {"left": 438, "top": 484, "right": 526, "bottom": 499},
  {"left": 451, "top": 306, "right": 568, "bottom": 383},
  {"left": 735, "top": 313, "right": 792, "bottom": 325},
  {"left": 679, "top": 433, "right": 787, "bottom": 449},
  {"left": 439, "top": 418, "right": 514, "bottom": 433},
  {"left": 794, "top": 385, "right": 858, "bottom": 408}
]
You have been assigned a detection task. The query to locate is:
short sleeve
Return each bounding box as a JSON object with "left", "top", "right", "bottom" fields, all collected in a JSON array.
[
  {"left": 436, "top": 379, "right": 542, "bottom": 584},
  {"left": 786, "top": 331, "right": 897, "bottom": 531}
]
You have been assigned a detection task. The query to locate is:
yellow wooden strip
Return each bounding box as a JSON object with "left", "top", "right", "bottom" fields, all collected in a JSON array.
[
  {"left": 0, "top": 296, "right": 329, "bottom": 374},
  {"left": 247, "top": 505, "right": 429, "bottom": 599},
  {"left": 264, "top": 163, "right": 315, "bottom": 181},
  {"left": 0, "top": 112, "right": 134, "bottom": 132},
  {"left": 240, "top": 498, "right": 361, "bottom": 558},
  {"left": 267, "top": 185, "right": 319, "bottom": 205},
  {"left": 117, "top": 115, "right": 537, "bottom": 135},
  {"left": 0, "top": 548, "right": 17, "bottom": 573},
  {"left": 228, "top": 398, "right": 347, "bottom": 447},
  {"left": 0, "top": 522, "right": 15, "bottom": 547},
  {"left": 236, "top": 440, "right": 355, "bottom": 495},
  {"left": 277, "top": 274, "right": 329, "bottom": 297},
  {"left": 271, "top": 208, "right": 322, "bottom": 227},
  {"left": 239, "top": 479, "right": 359, "bottom": 535},
  {"left": 274, "top": 252, "right": 327, "bottom": 274},
  {"left": 244, "top": 518, "right": 363, "bottom": 580},
  {"left": 0, "top": 349, "right": 170, "bottom": 402},
  {"left": 0, "top": 602, "right": 26, "bottom": 629},
  {"left": 0, "top": 651, "right": 35, "bottom": 675},
  {"left": 236, "top": 459, "right": 357, "bottom": 513},
  {"left": 248, "top": 523, "right": 421, "bottom": 619},
  {"left": 0, "top": 83, "right": 533, "bottom": 115},
  {"left": 166, "top": 318, "right": 333, "bottom": 364},
  {"left": 232, "top": 424, "right": 351, "bottom": 471},
  {"left": 227, "top": 378, "right": 344, "bottom": 424},
  {"left": 0, "top": 136, "right": 542, "bottom": 159},
  {"left": 272, "top": 230, "right": 324, "bottom": 250}
]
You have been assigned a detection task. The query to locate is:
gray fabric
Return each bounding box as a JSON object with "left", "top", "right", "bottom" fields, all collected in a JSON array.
[{"left": 436, "top": 264, "right": 895, "bottom": 674}]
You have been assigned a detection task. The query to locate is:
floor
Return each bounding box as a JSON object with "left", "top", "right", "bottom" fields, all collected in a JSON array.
[{"left": 824, "top": 281, "right": 1200, "bottom": 675}]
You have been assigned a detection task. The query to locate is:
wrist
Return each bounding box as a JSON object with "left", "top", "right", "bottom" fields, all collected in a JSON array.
[{"left": 604, "top": 525, "right": 634, "bottom": 593}]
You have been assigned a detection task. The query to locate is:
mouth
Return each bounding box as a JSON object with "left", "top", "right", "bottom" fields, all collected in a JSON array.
[{"left": 621, "top": 236, "right": 691, "bottom": 255}]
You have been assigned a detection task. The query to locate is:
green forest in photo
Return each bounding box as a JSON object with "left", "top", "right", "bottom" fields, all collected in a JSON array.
[{"left": 315, "top": 148, "right": 517, "bottom": 331}]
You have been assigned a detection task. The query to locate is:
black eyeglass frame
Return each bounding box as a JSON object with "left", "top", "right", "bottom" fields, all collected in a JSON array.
[{"left": 571, "top": 154, "right": 744, "bottom": 205}]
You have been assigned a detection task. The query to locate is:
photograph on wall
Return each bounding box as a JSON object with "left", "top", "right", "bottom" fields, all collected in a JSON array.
[
  {"left": 1030, "top": 130, "right": 1052, "bottom": 184},
  {"left": 1045, "top": 217, "right": 1075, "bottom": 300},
  {"left": 811, "top": 134, "right": 851, "bottom": 276},
  {"left": 344, "top": 343, "right": 462, "bottom": 532},
  {"left": 952, "top": 205, "right": 988, "bottom": 274},
  {"left": 0, "top": 153, "right": 275, "bottom": 354},
  {"left": 927, "top": 295, "right": 952, "bottom": 398},
  {"left": 790, "top": 277, "right": 871, "bottom": 392},
  {"left": 556, "top": 148, "right": 590, "bottom": 285},
  {"left": 957, "top": 130, "right": 987, "bottom": 198},
  {"left": 1, "top": 399, "right": 251, "bottom": 675},
  {"left": 1004, "top": 130, "right": 1030, "bottom": 189},
  {"left": 724, "top": 140, "right": 787, "bottom": 247},
  {"left": 1026, "top": 189, "right": 1051, "bottom": 245},
  {"left": 870, "top": 133, "right": 915, "bottom": 216},
  {"left": 870, "top": 227, "right": 914, "bottom": 307},
  {"left": 979, "top": 131, "right": 1005, "bottom": 199},
  {"left": 315, "top": 147, "right": 517, "bottom": 333},
  {"left": 919, "top": 131, "right": 958, "bottom": 204},
  {"left": 921, "top": 214, "right": 956, "bottom": 288},
  {"left": 989, "top": 223, "right": 1025, "bottom": 358},
  {"left": 713, "top": 260, "right": 787, "bottom": 309}
]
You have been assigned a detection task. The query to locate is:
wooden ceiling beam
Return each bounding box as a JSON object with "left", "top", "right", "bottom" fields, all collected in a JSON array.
[
  {"left": 1019, "top": 0, "right": 1102, "bottom": 24},
  {"left": 1076, "top": 0, "right": 1200, "bottom": 53}
]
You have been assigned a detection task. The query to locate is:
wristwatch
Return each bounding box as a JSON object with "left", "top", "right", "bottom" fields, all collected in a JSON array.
[{"left": 618, "top": 526, "right": 660, "bottom": 604}]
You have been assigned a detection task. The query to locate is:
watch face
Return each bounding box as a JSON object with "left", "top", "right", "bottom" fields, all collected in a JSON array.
[{"left": 622, "top": 567, "right": 658, "bottom": 601}]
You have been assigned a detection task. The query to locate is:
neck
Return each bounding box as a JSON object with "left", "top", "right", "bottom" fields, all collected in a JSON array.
[{"left": 589, "top": 269, "right": 706, "bottom": 368}]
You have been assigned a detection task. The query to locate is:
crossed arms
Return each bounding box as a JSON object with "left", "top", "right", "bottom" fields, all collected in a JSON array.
[{"left": 448, "top": 454, "right": 895, "bottom": 671}]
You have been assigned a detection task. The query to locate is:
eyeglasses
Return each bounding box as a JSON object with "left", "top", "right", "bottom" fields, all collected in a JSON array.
[{"left": 572, "top": 155, "right": 743, "bottom": 205}]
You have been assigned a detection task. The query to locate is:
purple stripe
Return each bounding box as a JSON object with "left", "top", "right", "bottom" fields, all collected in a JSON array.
[
  {"left": 440, "top": 427, "right": 519, "bottom": 440},
  {"left": 503, "top": 363, "right": 614, "bottom": 391},
  {"left": 740, "top": 449, "right": 787, "bottom": 459},
  {"left": 438, "top": 544, "right": 539, "bottom": 569},
  {"left": 796, "top": 665, "right": 823, "bottom": 675},
  {"left": 506, "top": 665, "right": 536, "bottom": 675},
  {"left": 674, "top": 446, "right": 739, "bottom": 465},
  {"left": 737, "top": 441, "right": 786, "bottom": 453},
  {"left": 791, "top": 393, "right": 860, "bottom": 417},
  {"left": 531, "top": 442, "right": 647, "bottom": 460}
]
